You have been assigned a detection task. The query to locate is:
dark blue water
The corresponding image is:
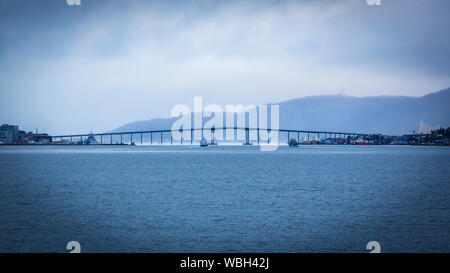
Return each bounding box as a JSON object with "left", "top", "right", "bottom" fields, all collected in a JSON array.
[{"left": 0, "top": 145, "right": 449, "bottom": 252}]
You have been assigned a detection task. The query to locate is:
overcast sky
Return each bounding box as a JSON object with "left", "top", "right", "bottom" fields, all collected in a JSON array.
[{"left": 0, "top": 0, "right": 449, "bottom": 134}]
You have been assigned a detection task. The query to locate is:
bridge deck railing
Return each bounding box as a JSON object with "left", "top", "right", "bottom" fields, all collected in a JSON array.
[
  {"left": 51, "top": 127, "right": 369, "bottom": 139},
  {"left": 51, "top": 127, "right": 370, "bottom": 145}
]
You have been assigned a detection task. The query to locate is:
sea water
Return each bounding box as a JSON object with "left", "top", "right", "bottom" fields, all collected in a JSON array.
[{"left": 0, "top": 145, "right": 449, "bottom": 252}]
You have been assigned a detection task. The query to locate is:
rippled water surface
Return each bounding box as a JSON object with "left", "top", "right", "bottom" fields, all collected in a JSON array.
[{"left": 0, "top": 145, "right": 449, "bottom": 252}]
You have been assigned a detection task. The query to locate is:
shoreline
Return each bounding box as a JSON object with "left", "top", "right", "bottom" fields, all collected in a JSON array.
[{"left": 1, "top": 143, "right": 448, "bottom": 147}]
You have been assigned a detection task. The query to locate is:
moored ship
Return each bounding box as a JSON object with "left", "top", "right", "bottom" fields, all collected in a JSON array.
[
  {"left": 288, "top": 138, "right": 299, "bottom": 147},
  {"left": 355, "top": 137, "right": 375, "bottom": 145},
  {"left": 200, "top": 138, "right": 209, "bottom": 147}
]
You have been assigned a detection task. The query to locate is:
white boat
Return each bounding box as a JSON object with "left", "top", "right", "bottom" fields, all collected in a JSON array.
[
  {"left": 200, "top": 138, "right": 209, "bottom": 147},
  {"left": 85, "top": 133, "right": 99, "bottom": 145}
]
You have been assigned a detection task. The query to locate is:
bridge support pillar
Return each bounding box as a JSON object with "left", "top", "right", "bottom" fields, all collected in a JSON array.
[
  {"left": 245, "top": 128, "right": 250, "bottom": 144},
  {"left": 257, "top": 128, "right": 260, "bottom": 145}
]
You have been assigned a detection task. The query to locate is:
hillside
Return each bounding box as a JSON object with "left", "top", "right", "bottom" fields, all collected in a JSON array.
[{"left": 109, "top": 88, "right": 450, "bottom": 135}]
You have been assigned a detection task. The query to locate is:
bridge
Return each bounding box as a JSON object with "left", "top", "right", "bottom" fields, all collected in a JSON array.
[{"left": 51, "top": 127, "right": 370, "bottom": 145}]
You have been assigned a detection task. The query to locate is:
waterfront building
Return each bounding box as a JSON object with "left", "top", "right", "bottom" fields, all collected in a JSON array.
[
  {"left": 0, "top": 124, "right": 19, "bottom": 144},
  {"left": 31, "top": 134, "right": 52, "bottom": 144}
]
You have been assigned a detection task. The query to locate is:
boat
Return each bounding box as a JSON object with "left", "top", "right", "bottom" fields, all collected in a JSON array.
[
  {"left": 84, "top": 133, "right": 99, "bottom": 145},
  {"left": 209, "top": 138, "right": 218, "bottom": 145},
  {"left": 200, "top": 138, "right": 209, "bottom": 147},
  {"left": 288, "top": 138, "right": 299, "bottom": 147},
  {"left": 355, "top": 137, "right": 374, "bottom": 145},
  {"left": 242, "top": 141, "right": 253, "bottom": 145}
]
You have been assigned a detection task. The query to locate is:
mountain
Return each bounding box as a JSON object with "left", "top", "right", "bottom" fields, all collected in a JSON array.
[{"left": 109, "top": 88, "right": 450, "bottom": 136}]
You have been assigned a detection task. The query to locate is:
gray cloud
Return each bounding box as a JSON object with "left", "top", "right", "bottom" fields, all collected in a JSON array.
[{"left": 0, "top": 0, "right": 449, "bottom": 134}]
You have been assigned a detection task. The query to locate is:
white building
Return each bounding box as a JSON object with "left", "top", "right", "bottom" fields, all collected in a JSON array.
[{"left": 419, "top": 120, "right": 440, "bottom": 134}]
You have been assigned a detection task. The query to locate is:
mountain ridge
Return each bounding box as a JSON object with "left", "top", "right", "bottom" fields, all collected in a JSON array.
[{"left": 109, "top": 87, "right": 450, "bottom": 135}]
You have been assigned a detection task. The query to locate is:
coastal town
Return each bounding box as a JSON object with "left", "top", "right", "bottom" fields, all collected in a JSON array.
[
  {"left": 0, "top": 124, "right": 52, "bottom": 145},
  {"left": 1, "top": 123, "right": 449, "bottom": 146}
]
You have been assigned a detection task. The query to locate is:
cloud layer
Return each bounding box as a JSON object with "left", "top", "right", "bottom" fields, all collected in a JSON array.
[{"left": 0, "top": 0, "right": 449, "bottom": 134}]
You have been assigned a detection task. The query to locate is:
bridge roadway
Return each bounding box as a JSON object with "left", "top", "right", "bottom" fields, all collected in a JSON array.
[{"left": 51, "top": 127, "right": 370, "bottom": 145}]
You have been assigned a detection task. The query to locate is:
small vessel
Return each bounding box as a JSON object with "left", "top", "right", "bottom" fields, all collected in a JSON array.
[
  {"left": 209, "top": 138, "right": 218, "bottom": 145},
  {"left": 242, "top": 141, "right": 253, "bottom": 145},
  {"left": 85, "top": 133, "right": 99, "bottom": 145},
  {"left": 288, "top": 138, "right": 299, "bottom": 147},
  {"left": 355, "top": 137, "right": 374, "bottom": 145},
  {"left": 200, "top": 138, "right": 209, "bottom": 147}
]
